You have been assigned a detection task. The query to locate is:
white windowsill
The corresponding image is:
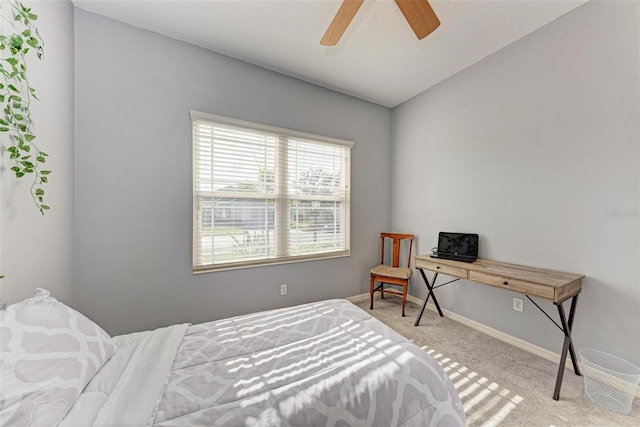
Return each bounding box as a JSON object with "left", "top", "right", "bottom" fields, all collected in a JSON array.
[{"left": 193, "top": 251, "right": 350, "bottom": 274}]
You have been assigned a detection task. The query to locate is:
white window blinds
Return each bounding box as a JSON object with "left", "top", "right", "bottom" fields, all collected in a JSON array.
[{"left": 192, "top": 111, "right": 353, "bottom": 272}]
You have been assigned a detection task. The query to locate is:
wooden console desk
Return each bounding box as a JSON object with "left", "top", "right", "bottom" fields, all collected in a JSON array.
[{"left": 414, "top": 255, "right": 584, "bottom": 401}]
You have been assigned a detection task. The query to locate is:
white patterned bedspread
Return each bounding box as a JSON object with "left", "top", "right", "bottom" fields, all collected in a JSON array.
[{"left": 63, "top": 299, "right": 465, "bottom": 426}]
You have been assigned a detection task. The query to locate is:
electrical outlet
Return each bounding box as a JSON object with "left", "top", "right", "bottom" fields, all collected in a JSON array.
[
  {"left": 280, "top": 284, "right": 287, "bottom": 296},
  {"left": 513, "top": 297, "right": 523, "bottom": 312}
]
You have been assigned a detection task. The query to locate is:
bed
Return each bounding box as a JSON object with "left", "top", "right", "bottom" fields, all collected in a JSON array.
[{"left": 1, "top": 290, "right": 465, "bottom": 426}]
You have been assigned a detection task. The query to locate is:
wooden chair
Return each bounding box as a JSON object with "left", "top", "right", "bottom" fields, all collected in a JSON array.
[{"left": 370, "top": 233, "right": 414, "bottom": 317}]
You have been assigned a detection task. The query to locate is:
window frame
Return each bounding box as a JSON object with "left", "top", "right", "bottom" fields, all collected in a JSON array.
[{"left": 191, "top": 110, "right": 354, "bottom": 273}]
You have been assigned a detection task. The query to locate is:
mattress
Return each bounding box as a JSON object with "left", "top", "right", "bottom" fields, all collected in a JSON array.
[{"left": 61, "top": 299, "right": 464, "bottom": 426}]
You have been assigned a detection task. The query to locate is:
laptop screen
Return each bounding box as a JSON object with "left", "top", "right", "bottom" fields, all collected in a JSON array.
[{"left": 438, "top": 232, "right": 478, "bottom": 258}]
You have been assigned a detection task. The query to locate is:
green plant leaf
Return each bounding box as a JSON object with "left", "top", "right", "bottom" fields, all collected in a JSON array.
[
  {"left": 24, "top": 133, "right": 35, "bottom": 141},
  {"left": 40, "top": 176, "right": 47, "bottom": 183},
  {"left": 40, "top": 170, "right": 51, "bottom": 175},
  {"left": 10, "top": 36, "right": 23, "bottom": 48},
  {"left": 35, "top": 188, "right": 44, "bottom": 196},
  {"left": 0, "top": 127, "right": 9, "bottom": 132}
]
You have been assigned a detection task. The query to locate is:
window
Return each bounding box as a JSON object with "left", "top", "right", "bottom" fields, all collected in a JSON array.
[{"left": 192, "top": 111, "right": 353, "bottom": 272}]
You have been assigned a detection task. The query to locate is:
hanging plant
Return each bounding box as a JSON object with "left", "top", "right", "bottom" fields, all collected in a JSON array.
[{"left": 1, "top": 0, "right": 47, "bottom": 214}]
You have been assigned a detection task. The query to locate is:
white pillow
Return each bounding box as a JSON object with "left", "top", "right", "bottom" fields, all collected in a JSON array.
[{"left": 0, "top": 288, "right": 117, "bottom": 426}]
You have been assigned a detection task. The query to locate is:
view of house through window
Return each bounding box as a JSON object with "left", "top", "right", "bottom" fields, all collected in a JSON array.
[{"left": 192, "top": 111, "right": 353, "bottom": 272}]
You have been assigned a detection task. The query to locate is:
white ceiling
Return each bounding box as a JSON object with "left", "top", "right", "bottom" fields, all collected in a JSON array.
[{"left": 72, "top": 0, "right": 588, "bottom": 108}]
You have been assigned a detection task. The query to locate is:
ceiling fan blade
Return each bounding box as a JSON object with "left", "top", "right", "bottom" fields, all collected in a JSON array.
[
  {"left": 320, "top": 0, "right": 365, "bottom": 46},
  {"left": 394, "top": 0, "right": 440, "bottom": 40}
]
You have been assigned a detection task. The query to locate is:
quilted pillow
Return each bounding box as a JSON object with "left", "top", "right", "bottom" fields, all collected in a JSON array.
[{"left": 0, "top": 288, "right": 117, "bottom": 426}]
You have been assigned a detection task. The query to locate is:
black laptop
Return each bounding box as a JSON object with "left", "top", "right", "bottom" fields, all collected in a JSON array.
[{"left": 431, "top": 232, "right": 478, "bottom": 263}]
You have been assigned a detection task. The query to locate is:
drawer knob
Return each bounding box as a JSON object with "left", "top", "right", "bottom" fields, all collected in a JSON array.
[
  {"left": 503, "top": 281, "right": 509, "bottom": 285},
  {"left": 436, "top": 266, "right": 440, "bottom": 269}
]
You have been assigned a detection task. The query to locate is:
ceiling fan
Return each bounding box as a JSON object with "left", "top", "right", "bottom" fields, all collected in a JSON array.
[{"left": 321, "top": 0, "right": 441, "bottom": 46}]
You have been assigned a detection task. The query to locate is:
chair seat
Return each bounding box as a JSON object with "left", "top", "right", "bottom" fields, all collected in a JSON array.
[{"left": 370, "top": 264, "right": 413, "bottom": 280}]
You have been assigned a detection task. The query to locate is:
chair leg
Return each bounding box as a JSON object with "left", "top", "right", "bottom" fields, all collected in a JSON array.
[
  {"left": 402, "top": 281, "right": 407, "bottom": 317},
  {"left": 370, "top": 276, "right": 375, "bottom": 310},
  {"left": 381, "top": 283, "right": 384, "bottom": 299}
]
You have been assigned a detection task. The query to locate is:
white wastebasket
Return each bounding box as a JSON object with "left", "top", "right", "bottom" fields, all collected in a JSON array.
[{"left": 578, "top": 348, "right": 640, "bottom": 414}]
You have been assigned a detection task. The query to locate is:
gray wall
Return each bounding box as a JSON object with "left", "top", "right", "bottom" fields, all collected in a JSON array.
[
  {"left": 392, "top": 0, "right": 640, "bottom": 365},
  {"left": 74, "top": 10, "right": 392, "bottom": 335},
  {"left": 0, "top": 0, "right": 75, "bottom": 306}
]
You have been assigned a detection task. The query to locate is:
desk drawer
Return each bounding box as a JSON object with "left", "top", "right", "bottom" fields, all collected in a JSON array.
[
  {"left": 416, "top": 259, "right": 468, "bottom": 279},
  {"left": 469, "top": 271, "right": 554, "bottom": 299}
]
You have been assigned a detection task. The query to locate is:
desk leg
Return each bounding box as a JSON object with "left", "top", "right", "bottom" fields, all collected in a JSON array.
[
  {"left": 553, "top": 294, "right": 580, "bottom": 401},
  {"left": 415, "top": 269, "right": 443, "bottom": 326},
  {"left": 566, "top": 294, "right": 581, "bottom": 376}
]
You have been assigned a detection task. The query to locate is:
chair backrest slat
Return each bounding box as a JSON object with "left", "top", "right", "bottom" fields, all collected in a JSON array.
[{"left": 380, "top": 232, "right": 414, "bottom": 268}]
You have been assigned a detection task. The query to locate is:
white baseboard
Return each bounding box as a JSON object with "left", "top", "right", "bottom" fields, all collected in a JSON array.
[
  {"left": 347, "top": 293, "right": 640, "bottom": 398},
  {"left": 404, "top": 295, "right": 581, "bottom": 372},
  {"left": 348, "top": 292, "right": 573, "bottom": 370}
]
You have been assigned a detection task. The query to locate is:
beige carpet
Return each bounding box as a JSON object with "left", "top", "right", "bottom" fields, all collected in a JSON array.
[{"left": 352, "top": 296, "right": 640, "bottom": 426}]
